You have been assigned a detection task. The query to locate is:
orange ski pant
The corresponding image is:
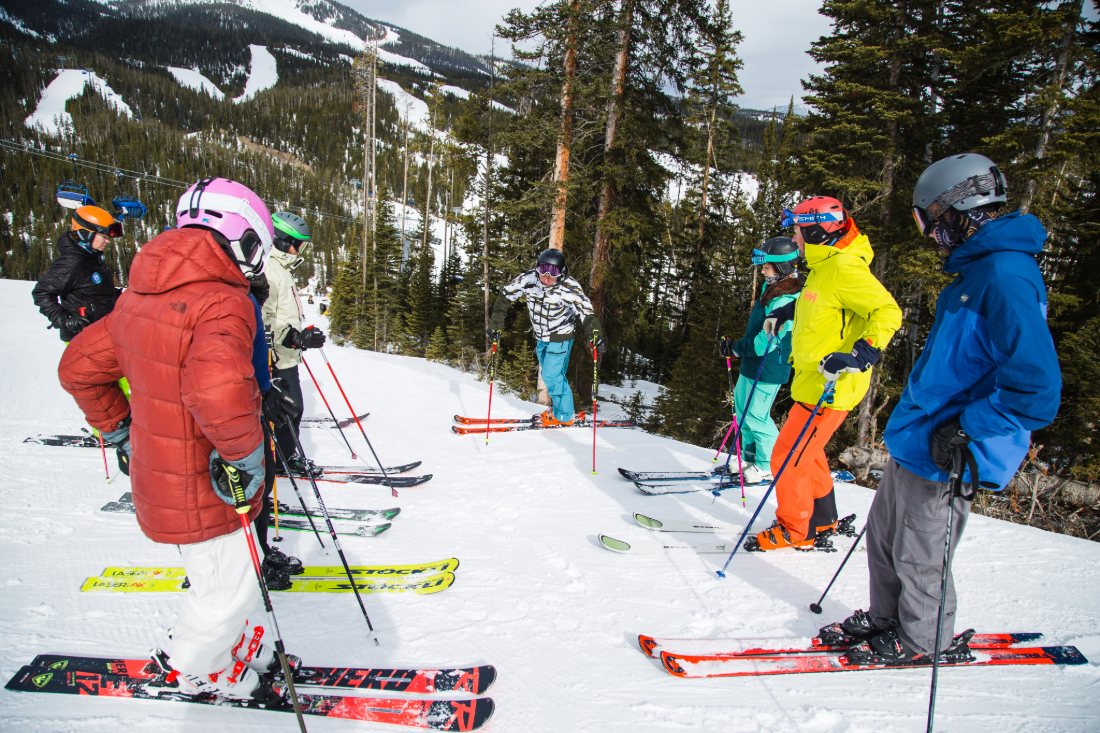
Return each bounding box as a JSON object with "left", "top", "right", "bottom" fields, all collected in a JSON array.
[{"left": 769, "top": 402, "right": 849, "bottom": 540}]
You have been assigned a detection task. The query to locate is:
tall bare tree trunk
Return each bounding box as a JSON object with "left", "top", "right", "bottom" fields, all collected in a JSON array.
[
  {"left": 549, "top": 0, "right": 581, "bottom": 252},
  {"left": 483, "top": 39, "right": 496, "bottom": 347},
  {"left": 589, "top": 0, "right": 636, "bottom": 320},
  {"left": 401, "top": 106, "right": 409, "bottom": 260},
  {"left": 370, "top": 45, "right": 378, "bottom": 350},
  {"left": 696, "top": 106, "right": 716, "bottom": 241},
  {"left": 1020, "top": 0, "right": 1082, "bottom": 214}
]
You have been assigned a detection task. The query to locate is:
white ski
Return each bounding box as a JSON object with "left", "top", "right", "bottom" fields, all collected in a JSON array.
[
  {"left": 598, "top": 534, "right": 741, "bottom": 554},
  {"left": 633, "top": 513, "right": 743, "bottom": 534}
]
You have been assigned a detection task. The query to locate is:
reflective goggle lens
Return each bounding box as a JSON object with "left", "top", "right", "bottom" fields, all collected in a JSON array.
[
  {"left": 780, "top": 209, "right": 795, "bottom": 228},
  {"left": 912, "top": 207, "right": 928, "bottom": 235},
  {"left": 106, "top": 222, "right": 123, "bottom": 238},
  {"left": 537, "top": 263, "right": 561, "bottom": 277},
  {"left": 751, "top": 249, "right": 768, "bottom": 265}
]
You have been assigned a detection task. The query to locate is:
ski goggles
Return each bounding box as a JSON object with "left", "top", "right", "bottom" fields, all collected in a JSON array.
[
  {"left": 780, "top": 209, "right": 847, "bottom": 228},
  {"left": 751, "top": 248, "right": 799, "bottom": 266},
  {"left": 912, "top": 206, "right": 933, "bottom": 236},
  {"left": 536, "top": 263, "right": 561, "bottom": 278},
  {"left": 73, "top": 212, "right": 123, "bottom": 238}
]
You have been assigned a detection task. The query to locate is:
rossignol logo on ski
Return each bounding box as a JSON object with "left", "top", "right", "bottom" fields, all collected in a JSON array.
[
  {"left": 48, "top": 660, "right": 68, "bottom": 670},
  {"left": 32, "top": 672, "right": 52, "bottom": 687}
]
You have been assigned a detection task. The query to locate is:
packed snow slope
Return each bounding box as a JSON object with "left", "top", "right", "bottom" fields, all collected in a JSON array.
[
  {"left": 25, "top": 69, "right": 133, "bottom": 136},
  {"left": 1, "top": 277, "right": 1098, "bottom": 732}
]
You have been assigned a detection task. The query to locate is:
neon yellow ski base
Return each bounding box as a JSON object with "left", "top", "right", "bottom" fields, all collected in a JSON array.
[{"left": 81, "top": 572, "right": 455, "bottom": 595}]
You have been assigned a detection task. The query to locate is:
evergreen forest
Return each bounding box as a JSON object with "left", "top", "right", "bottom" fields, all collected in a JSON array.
[{"left": 2, "top": 0, "right": 1098, "bottom": 506}]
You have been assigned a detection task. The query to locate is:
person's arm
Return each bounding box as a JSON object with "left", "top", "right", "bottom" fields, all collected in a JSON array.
[
  {"left": 32, "top": 257, "right": 75, "bottom": 327},
  {"left": 960, "top": 278, "right": 1062, "bottom": 439},
  {"left": 182, "top": 293, "right": 263, "bottom": 461},
  {"left": 57, "top": 317, "right": 129, "bottom": 430},
  {"left": 249, "top": 295, "right": 271, "bottom": 392},
  {"left": 488, "top": 272, "right": 530, "bottom": 331},
  {"left": 833, "top": 259, "right": 903, "bottom": 351}
]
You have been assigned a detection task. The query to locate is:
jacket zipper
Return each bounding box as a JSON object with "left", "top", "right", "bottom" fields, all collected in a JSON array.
[{"left": 840, "top": 310, "right": 846, "bottom": 341}]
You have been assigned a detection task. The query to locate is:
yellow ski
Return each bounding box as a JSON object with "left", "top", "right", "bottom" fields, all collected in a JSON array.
[
  {"left": 81, "top": 572, "right": 455, "bottom": 595},
  {"left": 98, "top": 558, "right": 459, "bottom": 580}
]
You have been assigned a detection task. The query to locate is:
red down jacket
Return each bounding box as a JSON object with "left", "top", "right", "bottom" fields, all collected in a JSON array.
[{"left": 58, "top": 228, "right": 263, "bottom": 545}]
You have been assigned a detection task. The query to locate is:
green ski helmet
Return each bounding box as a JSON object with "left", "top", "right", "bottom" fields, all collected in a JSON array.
[{"left": 272, "top": 211, "right": 311, "bottom": 254}]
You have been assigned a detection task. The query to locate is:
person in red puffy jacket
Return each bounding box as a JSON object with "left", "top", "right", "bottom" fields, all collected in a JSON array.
[{"left": 57, "top": 178, "right": 285, "bottom": 703}]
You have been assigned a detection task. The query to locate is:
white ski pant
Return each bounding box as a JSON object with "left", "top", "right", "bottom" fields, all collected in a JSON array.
[{"left": 170, "top": 526, "right": 262, "bottom": 675}]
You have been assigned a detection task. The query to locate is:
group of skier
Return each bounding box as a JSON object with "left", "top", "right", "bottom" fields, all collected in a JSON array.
[{"left": 35, "top": 147, "right": 1061, "bottom": 700}]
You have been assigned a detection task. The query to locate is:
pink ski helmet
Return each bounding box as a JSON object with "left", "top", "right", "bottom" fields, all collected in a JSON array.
[{"left": 175, "top": 178, "right": 274, "bottom": 279}]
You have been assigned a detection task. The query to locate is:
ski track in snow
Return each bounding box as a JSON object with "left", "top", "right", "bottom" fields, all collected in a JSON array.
[
  {"left": 234, "top": 45, "right": 279, "bottom": 104},
  {"left": 1, "top": 277, "right": 1098, "bottom": 731},
  {"left": 166, "top": 66, "right": 226, "bottom": 101},
  {"left": 25, "top": 69, "right": 133, "bottom": 136}
]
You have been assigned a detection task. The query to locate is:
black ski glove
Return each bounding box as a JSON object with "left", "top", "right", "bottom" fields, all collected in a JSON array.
[
  {"left": 930, "top": 416, "right": 971, "bottom": 474},
  {"left": 102, "top": 416, "right": 132, "bottom": 477},
  {"left": 485, "top": 328, "right": 501, "bottom": 342},
  {"left": 591, "top": 334, "right": 608, "bottom": 359},
  {"left": 262, "top": 378, "right": 301, "bottom": 429},
  {"left": 209, "top": 445, "right": 264, "bottom": 507},
  {"left": 60, "top": 312, "right": 91, "bottom": 335},
  {"left": 719, "top": 338, "right": 739, "bottom": 358},
  {"left": 818, "top": 339, "right": 881, "bottom": 381},
  {"left": 283, "top": 325, "right": 326, "bottom": 351},
  {"left": 762, "top": 300, "right": 797, "bottom": 338},
  {"left": 249, "top": 272, "right": 270, "bottom": 306}
]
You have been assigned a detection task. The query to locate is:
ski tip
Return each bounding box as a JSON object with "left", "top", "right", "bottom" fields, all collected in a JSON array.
[
  {"left": 470, "top": 697, "right": 496, "bottom": 729},
  {"left": 451, "top": 426, "right": 462, "bottom": 435},
  {"left": 475, "top": 664, "right": 498, "bottom": 694},
  {"left": 638, "top": 635, "right": 659, "bottom": 658},
  {"left": 633, "top": 513, "right": 663, "bottom": 530},
  {"left": 599, "top": 535, "right": 632, "bottom": 553},
  {"left": 617, "top": 467, "right": 632, "bottom": 479},
  {"left": 660, "top": 651, "right": 688, "bottom": 677}
]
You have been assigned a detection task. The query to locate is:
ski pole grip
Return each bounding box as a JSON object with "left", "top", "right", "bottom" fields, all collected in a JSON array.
[{"left": 224, "top": 465, "right": 251, "bottom": 514}]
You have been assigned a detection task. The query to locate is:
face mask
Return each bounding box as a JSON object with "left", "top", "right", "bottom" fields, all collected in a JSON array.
[{"left": 931, "top": 208, "right": 997, "bottom": 258}]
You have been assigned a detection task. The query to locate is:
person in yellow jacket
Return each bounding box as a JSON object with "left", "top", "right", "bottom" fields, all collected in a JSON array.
[{"left": 751, "top": 196, "right": 902, "bottom": 551}]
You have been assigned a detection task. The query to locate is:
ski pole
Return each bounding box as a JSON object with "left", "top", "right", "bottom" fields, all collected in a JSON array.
[
  {"left": 289, "top": 428, "right": 379, "bottom": 646},
  {"left": 712, "top": 338, "right": 738, "bottom": 461},
  {"left": 314, "top": 349, "right": 395, "bottom": 497},
  {"left": 591, "top": 330, "right": 599, "bottom": 475},
  {"left": 97, "top": 432, "right": 111, "bottom": 483},
  {"left": 221, "top": 466, "right": 308, "bottom": 732},
  {"left": 715, "top": 335, "right": 775, "bottom": 475},
  {"left": 267, "top": 421, "right": 325, "bottom": 550},
  {"left": 927, "top": 446, "right": 965, "bottom": 733},
  {"left": 809, "top": 523, "right": 867, "bottom": 614},
  {"left": 732, "top": 412, "right": 746, "bottom": 508},
  {"left": 484, "top": 333, "right": 499, "bottom": 445},
  {"left": 716, "top": 381, "right": 835, "bottom": 578},
  {"left": 300, "top": 356, "right": 358, "bottom": 460}
]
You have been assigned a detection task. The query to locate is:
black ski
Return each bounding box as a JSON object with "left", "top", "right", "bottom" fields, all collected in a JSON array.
[{"left": 300, "top": 412, "right": 369, "bottom": 428}]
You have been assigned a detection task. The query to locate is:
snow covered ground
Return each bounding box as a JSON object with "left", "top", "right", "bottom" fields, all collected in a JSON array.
[
  {"left": 2, "top": 276, "right": 1099, "bottom": 732},
  {"left": 166, "top": 66, "right": 226, "bottom": 101},
  {"left": 25, "top": 69, "right": 133, "bottom": 136},
  {"left": 234, "top": 45, "right": 279, "bottom": 103}
]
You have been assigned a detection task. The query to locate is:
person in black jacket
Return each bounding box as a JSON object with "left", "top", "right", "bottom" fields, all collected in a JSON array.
[{"left": 33, "top": 205, "right": 124, "bottom": 341}]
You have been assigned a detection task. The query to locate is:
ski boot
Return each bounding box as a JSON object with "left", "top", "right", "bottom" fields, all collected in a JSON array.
[
  {"left": 264, "top": 547, "right": 303, "bottom": 575},
  {"left": 843, "top": 629, "right": 976, "bottom": 666},
  {"left": 149, "top": 648, "right": 283, "bottom": 703},
  {"left": 262, "top": 563, "right": 292, "bottom": 591},
  {"left": 818, "top": 609, "right": 888, "bottom": 647},
  {"left": 232, "top": 623, "right": 302, "bottom": 676},
  {"left": 539, "top": 410, "right": 573, "bottom": 428},
  {"left": 277, "top": 453, "right": 323, "bottom": 479},
  {"left": 744, "top": 521, "right": 815, "bottom": 552}
]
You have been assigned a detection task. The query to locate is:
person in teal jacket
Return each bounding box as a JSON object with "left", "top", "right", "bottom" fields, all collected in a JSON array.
[{"left": 718, "top": 237, "right": 802, "bottom": 483}]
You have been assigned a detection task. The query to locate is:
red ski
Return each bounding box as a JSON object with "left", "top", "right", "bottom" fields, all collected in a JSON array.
[
  {"left": 638, "top": 632, "right": 1044, "bottom": 659},
  {"left": 659, "top": 643, "right": 1086, "bottom": 678},
  {"left": 7, "top": 666, "right": 494, "bottom": 731},
  {"left": 452, "top": 418, "right": 632, "bottom": 435},
  {"left": 30, "top": 654, "right": 496, "bottom": 694}
]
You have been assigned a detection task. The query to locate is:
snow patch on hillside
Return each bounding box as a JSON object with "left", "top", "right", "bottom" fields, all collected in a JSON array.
[
  {"left": 166, "top": 66, "right": 226, "bottom": 100},
  {"left": 234, "top": 45, "right": 279, "bottom": 103},
  {"left": 377, "top": 78, "right": 431, "bottom": 132},
  {"left": 25, "top": 69, "right": 132, "bottom": 136}
]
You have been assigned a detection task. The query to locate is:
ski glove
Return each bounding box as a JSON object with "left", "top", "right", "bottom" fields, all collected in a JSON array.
[
  {"left": 283, "top": 325, "right": 326, "bottom": 351},
  {"left": 249, "top": 272, "right": 270, "bottom": 306},
  {"left": 818, "top": 339, "right": 881, "bottom": 381},
  {"left": 209, "top": 444, "right": 265, "bottom": 507},
  {"left": 262, "top": 378, "right": 301, "bottom": 429},
  {"left": 591, "top": 334, "right": 608, "bottom": 359},
  {"left": 102, "top": 417, "right": 132, "bottom": 477},
  {"left": 931, "top": 416, "right": 971, "bottom": 474},
  {"left": 485, "top": 328, "right": 502, "bottom": 342},
  {"left": 718, "top": 338, "right": 740, "bottom": 358},
  {"left": 60, "top": 312, "right": 91, "bottom": 335},
  {"left": 762, "top": 300, "right": 796, "bottom": 338}
]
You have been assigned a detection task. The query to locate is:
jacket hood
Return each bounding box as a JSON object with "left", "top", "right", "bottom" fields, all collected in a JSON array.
[
  {"left": 944, "top": 211, "right": 1047, "bottom": 274},
  {"left": 127, "top": 228, "right": 250, "bottom": 295},
  {"left": 803, "top": 223, "right": 874, "bottom": 269}
]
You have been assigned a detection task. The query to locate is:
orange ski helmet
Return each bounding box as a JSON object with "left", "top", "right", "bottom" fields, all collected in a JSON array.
[
  {"left": 72, "top": 205, "right": 122, "bottom": 246},
  {"left": 782, "top": 196, "right": 849, "bottom": 244}
]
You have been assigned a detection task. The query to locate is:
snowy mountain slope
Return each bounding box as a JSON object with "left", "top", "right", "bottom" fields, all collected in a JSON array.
[
  {"left": 1, "top": 276, "right": 1098, "bottom": 732},
  {"left": 166, "top": 66, "right": 226, "bottom": 100},
  {"left": 25, "top": 69, "right": 133, "bottom": 136},
  {"left": 233, "top": 45, "right": 279, "bottom": 103}
]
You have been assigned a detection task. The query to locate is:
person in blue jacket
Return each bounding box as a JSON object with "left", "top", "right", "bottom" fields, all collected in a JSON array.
[
  {"left": 828, "top": 154, "right": 1061, "bottom": 665},
  {"left": 718, "top": 237, "right": 801, "bottom": 484}
]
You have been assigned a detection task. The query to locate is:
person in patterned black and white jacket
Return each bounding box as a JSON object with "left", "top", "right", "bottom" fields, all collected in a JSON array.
[{"left": 488, "top": 249, "right": 607, "bottom": 427}]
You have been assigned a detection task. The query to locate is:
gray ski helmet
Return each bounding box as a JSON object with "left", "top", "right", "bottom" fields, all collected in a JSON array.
[
  {"left": 536, "top": 248, "right": 568, "bottom": 280},
  {"left": 912, "top": 154, "right": 1006, "bottom": 235},
  {"left": 272, "top": 211, "right": 311, "bottom": 253}
]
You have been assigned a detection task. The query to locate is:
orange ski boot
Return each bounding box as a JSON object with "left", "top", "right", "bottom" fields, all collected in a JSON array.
[
  {"left": 745, "top": 521, "right": 814, "bottom": 552},
  {"left": 540, "top": 410, "right": 575, "bottom": 427}
]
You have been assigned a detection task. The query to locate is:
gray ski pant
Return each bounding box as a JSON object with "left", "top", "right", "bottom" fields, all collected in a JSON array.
[{"left": 867, "top": 459, "right": 971, "bottom": 654}]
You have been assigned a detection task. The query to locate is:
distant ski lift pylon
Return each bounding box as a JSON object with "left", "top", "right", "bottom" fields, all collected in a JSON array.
[{"left": 56, "top": 154, "right": 95, "bottom": 210}]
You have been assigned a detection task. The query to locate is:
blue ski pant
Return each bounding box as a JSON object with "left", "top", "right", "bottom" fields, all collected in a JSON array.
[{"left": 535, "top": 339, "right": 574, "bottom": 421}]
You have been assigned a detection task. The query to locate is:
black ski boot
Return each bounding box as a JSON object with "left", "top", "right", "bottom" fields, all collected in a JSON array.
[
  {"left": 262, "top": 562, "right": 292, "bottom": 591},
  {"left": 264, "top": 547, "right": 303, "bottom": 575},
  {"left": 818, "top": 609, "right": 886, "bottom": 646},
  {"left": 843, "top": 629, "right": 975, "bottom": 666},
  {"left": 276, "top": 453, "right": 323, "bottom": 479}
]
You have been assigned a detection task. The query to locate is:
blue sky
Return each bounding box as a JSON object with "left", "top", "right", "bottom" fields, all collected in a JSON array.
[{"left": 343, "top": 0, "right": 833, "bottom": 111}]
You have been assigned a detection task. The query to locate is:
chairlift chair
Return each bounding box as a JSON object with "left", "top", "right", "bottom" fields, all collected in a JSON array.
[
  {"left": 56, "top": 182, "right": 94, "bottom": 210},
  {"left": 111, "top": 170, "right": 147, "bottom": 220}
]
